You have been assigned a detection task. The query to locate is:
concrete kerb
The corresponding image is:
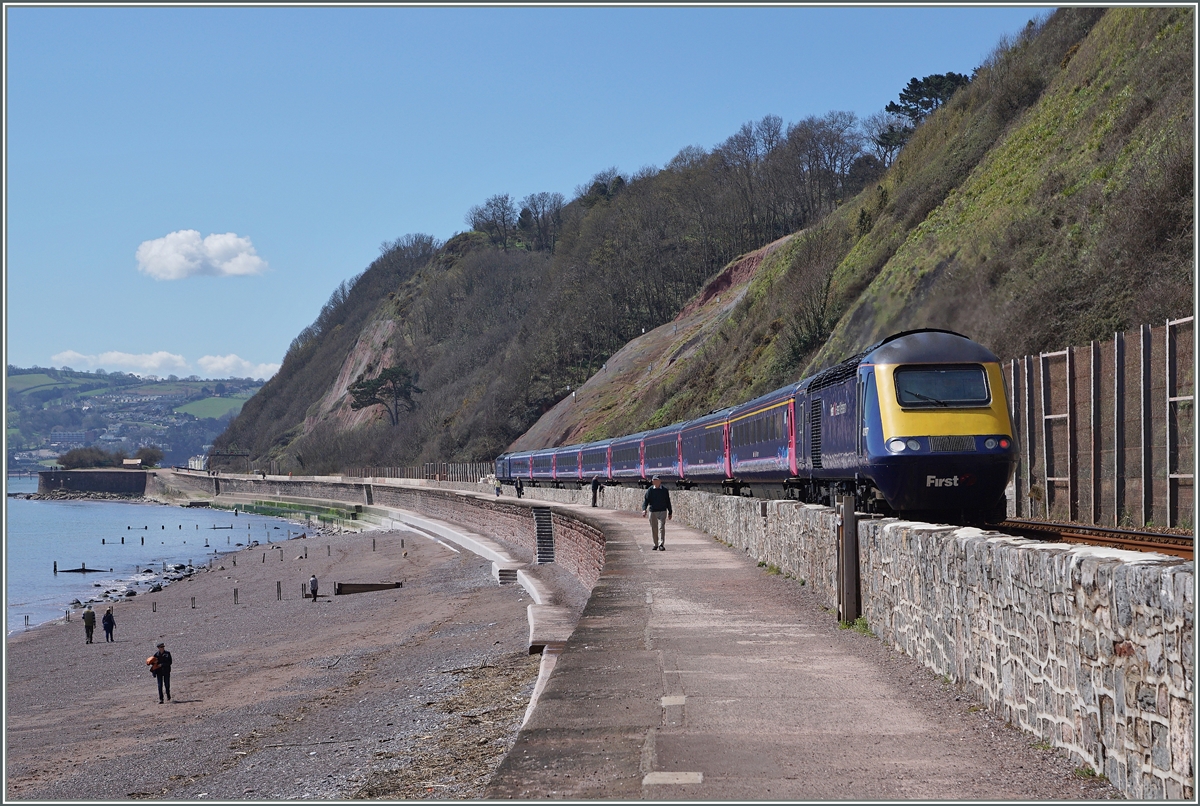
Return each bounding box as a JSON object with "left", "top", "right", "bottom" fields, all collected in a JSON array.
[{"left": 370, "top": 507, "right": 578, "bottom": 659}]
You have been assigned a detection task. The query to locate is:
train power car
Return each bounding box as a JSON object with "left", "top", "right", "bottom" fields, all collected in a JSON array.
[{"left": 495, "top": 330, "right": 1017, "bottom": 522}]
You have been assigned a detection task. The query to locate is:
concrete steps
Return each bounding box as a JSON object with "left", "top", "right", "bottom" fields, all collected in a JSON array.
[{"left": 533, "top": 507, "right": 554, "bottom": 563}]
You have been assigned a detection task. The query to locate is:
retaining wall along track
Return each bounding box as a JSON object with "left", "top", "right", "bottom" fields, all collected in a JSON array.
[
  {"left": 140, "top": 471, "right": 1192, "bottom": 798},
  {"left": 510, "top": 481, "right": 1193, "bottom": 800}
]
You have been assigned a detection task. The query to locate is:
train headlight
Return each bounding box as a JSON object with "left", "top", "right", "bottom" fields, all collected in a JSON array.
[
  {"left": 905, "top": 439, "right": 921, "bottom": 451},
  {"left": 984, "top": 438, "right": 997, "bottom": 449},
  {"left": 887, "top": 438, "right": 907, "bottom": 453}
]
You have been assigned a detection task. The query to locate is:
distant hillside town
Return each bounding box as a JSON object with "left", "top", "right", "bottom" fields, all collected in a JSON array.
[{"left": 6, "top": 366, "right": 264, "bottom": 472}]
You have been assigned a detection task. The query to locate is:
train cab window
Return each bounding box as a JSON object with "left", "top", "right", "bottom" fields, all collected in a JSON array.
[{"left": 894, "top": 365, "right": 990, "bottom": 408}]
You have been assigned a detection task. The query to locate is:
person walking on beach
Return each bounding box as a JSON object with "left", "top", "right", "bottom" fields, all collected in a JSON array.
[
  {"left": 102, "top": 608, "right": 115, "bottom": 642},
  {"left": 642, "top": 476, "right": 673, "bottom": 551},
  {"left": 150, "top": 642, "right": 172, "bottom": 703},
  {"left": 82, "top": 605, "right": 96, "bottom": 643},
  {"left": 309, "top": 574, "right": 319, "bottom": 602}
]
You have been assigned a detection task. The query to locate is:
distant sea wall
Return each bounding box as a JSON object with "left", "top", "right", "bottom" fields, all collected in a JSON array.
[
  {"left": 37, "top": 469, "right": 146, "bottom": 496},
  {"left": 136, "top": 470, "right": 1191, "bottom": 798}
]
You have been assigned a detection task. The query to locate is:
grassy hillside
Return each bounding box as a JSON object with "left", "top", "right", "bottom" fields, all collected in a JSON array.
[
  {"left": 215, "top": 7, "right": 1193, "bottom": 469},
  {"left": 816, "top": 5, "right": 1192, "bottom": 365},
  {"left": 174, "top": 396, "right": 249, "bottom": 419}
]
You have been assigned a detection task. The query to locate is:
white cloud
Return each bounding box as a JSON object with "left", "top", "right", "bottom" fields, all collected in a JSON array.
[
  {"left": 197, "top": 354, "right": 280, "bottom": 380},
  {"left": 52, "top": 350, "right": 190, "bottom": 375},
  {"left": 135, "top": 230, "right": 268, "bottom": 280}
]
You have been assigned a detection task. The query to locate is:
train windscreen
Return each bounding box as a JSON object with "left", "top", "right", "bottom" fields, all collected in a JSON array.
[{"left": 894, "top": 365, "right": 989, "bottom": 408}]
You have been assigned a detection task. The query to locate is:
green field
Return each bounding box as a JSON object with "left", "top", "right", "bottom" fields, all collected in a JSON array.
[
  {"left": 7, "top": 374, "right": 76, "bottom": 394},
  {"left": 174, "top": 397, "right": 246, "bottom": 419}
]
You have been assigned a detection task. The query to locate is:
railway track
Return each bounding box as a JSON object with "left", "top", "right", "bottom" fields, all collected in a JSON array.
[{"left": 994, "top": 519, "right": 1194, "bottom": 560}]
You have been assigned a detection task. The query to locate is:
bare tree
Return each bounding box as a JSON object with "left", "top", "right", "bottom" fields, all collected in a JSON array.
[
  {"left": 466, "top": 193, "right": 519, "bottom": 250},
  {"left": 520, "top": 191, "right": 565, "bottom": 252}
]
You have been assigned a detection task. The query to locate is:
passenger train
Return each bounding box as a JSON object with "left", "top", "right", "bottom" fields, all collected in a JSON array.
[{"left": 495, "top": 330, "right": 1018, "bottom": 522}]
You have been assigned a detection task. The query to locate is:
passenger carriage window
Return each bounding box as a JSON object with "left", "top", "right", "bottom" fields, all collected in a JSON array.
[{"left": 894, "top": 365, "right": 990, "bottom": 408}]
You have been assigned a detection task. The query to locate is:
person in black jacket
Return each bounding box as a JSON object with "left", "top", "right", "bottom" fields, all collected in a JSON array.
[
  {"left": 591, "top": 476, "right": 601, "bottom": 507},
  {"left": 102, "top": 608, "right": 116, "bottom": 642},
  {"left": 151, "top": 642, "right": 173, "bottom": 703},
  {"left": 641, "top": 476, "right": 672, "bottom": 551}
]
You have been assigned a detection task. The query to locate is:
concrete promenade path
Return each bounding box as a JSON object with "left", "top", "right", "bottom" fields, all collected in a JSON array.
[{"left": 486, "top": 500, "right": 1113, "bottom": 800}]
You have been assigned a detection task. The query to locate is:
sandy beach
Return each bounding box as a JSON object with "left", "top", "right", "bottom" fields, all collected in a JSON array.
[{"left": 5, "top": 525, "right": 562, "bottom": 800}]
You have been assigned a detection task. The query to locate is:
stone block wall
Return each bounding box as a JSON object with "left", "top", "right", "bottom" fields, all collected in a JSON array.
[
  {"left": 860, "top": 519, "right": 1194, "bottom": 799},
  {"left": 514, "top": 482, "right": 1192, "bottom": 800}
]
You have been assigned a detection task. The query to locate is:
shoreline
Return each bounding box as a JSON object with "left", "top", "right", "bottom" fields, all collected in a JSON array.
[
  {"left": 5, "top": 489, "right": 318, "bottom": 639},
  {"left": 5, "top": 525, "right": 542, "bottom": 800}
]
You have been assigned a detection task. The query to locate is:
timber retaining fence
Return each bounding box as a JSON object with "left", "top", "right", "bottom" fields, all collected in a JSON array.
[{"left": 141, "top": 470, "right": 1191, "bottom": 799}]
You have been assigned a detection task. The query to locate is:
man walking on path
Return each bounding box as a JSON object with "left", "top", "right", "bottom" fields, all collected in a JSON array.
[
  {"left": 309, "top": 574, "right": 319, "bottom": 602},
  {"left": 642, "top": 476, "right": 672, "bottom": 551},
  {"left": 151, "top": 642, "right": 172, "bottom": 703},
  {"left": 102, "top": 608, "right": 115, "bottom": 642},
  {"left": 82, "top": 606, "right": 96, "bottom": 643},
  {"left": 591, "top": 477, "right": 601, "bottom": 507}
]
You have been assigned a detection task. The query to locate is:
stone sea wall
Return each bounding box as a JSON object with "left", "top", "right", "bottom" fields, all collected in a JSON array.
[
  {"left": 859, "top": 520, "right": 1193, "bottom": 800},
  {"left": 38, "top": 469, "right": 147, "bottom": 495},
  {"left": 152, "top": 473, "right": 608, "bottom": 597},
  {"left": 511, "top": 481, "right": 1193, "bottom": 800}
]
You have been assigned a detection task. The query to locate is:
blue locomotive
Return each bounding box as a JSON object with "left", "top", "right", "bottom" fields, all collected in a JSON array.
[{"left": 496, "top": 330, "right": 1017, "bottom": 522}]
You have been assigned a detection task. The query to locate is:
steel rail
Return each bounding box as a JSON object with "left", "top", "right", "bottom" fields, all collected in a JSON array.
[{"left": 995, "top": 518, "right": 1193, "bottom": 560}]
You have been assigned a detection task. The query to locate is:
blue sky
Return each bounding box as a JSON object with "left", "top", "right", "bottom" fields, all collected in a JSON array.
[{"left": 5, "top": 4, "right": 1053, "bottom": 379}]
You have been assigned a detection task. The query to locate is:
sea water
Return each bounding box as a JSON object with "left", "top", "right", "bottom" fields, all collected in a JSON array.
[{"left": 5, "top": 476, "right": 305, "bottom": 636}]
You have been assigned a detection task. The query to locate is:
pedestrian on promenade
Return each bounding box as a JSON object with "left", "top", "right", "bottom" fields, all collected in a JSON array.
[
  {"left": 591, "top": 477, "right": 600, "bottom": 507},
  {"left": 494, "top": 475, "right": 502, "bottom": 498},
  {"left": 102, "top": 608, "right": 116, "bottom": 642},
  {"left": 309, "top": 574, "right": 319, "bottom": 602},
  {"left": 149, "top": 642, "right": 172, "bottom": 703},
  {"left": 642, "top": 476, "right": 673, "bottom": 551},
  {"left": 82, "top": 605, "right": 96, "bottom": 643},
  {"left": 515, "top": 478, "right": 524, "bottom": 499}
]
